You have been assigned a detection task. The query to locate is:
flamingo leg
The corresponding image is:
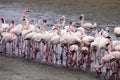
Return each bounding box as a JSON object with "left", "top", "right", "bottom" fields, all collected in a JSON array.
[
  {"left": 49, "top": 44, "right": 53, "bottom": 64},
  {"left": 60, "top": 46, "right": 64, "bottom": 65},
  {"left": 45, "top": 43, "right": 49, "bottom": 63},
  {"left": 86, "top": 46, "right": 91, "bottom": 70},
  {"left": 2, "top": 41, "right": 6, "bottom": 56},
  {"left": 55, "top": 44, "right": 58, "bottom": 64},
  {"left": 27, "top": 40, "right": 31, "bottom": 58},
  {"left": 32, "top": 42, "right": 37, "bottom": 59},
  {"left": 16, "top": 36, "right": 20, "bottom": 56}
]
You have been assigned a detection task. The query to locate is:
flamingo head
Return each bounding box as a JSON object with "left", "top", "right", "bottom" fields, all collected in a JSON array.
[
  {"left": 23, "top": 9, "right": 30, "bottom": 14},
  {"left": 11, "top": 20, "right": 14, "bottom": 24},
  {"left": 21, "top": 16, "right": 26, "bottom": 21},
  {"left": 79, "top": 14, "right": 84, "bottom": 20},
  {"left": 105, "top": 27, "right": 110, "bottom": 32},
  {"left": 60, "top": 15, "right": 65, "bottom": 21},
  {"left": 43, "top": 19, "right": 47, "bottom": 23},
  {"left": 0, "top": 17, "right": 4, "bottom": 23}
]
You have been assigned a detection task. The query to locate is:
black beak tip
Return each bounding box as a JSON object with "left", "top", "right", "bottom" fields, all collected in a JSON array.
[
  {"left": 79, "top": 16, "right": 82, "bottom": 20},
  {"left": 23, "top": 19, "right": 25, "bottom": 21},
  {"left": 43, "top": 19, "right": 47, "bottom": 23},
  {"left": 31, "top": 20, "right": 34, "bottom": 22}
]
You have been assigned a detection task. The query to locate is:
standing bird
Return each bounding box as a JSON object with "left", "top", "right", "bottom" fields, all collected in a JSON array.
[
  {"left": 1, "top": 32, "right": 17, "bottom": 57},
  {"left": 94, "top": 42, "right": 120, "bottom": 78},
  {"left": 68, "top": 44, "right": 79, "bottom": 67},
  {"left": 79, "top": 14, "right": 97, "bottom": 30}
]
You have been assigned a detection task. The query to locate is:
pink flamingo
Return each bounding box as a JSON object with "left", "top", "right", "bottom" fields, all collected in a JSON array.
[
  {"left": 94, "top": 43, "right": 120, "bottom": 79},
  {"left": 22, "top": 31, "right": 37, "bottom": 58},
  {"left": 90, "top": 35, "right": 111, "bottom": 65},
  {"left": 1, "top": 32, "right": 17, "bottom": 57},
  {"left": 68, "top": 44, "right": 79, "bottom": 67},
  {"left": 79, "top": 46, "right": 89, "bottom": 65},
  {"left": 48, "top": 29, "right": 61, "bottom": 64},
  {"left": 81, "top": 35, "right": 95, "bottom": 69},
  {"left": 9, "top": 10, "right": 29, "bottom": 56},
  {"left": 79, "top": 14, "right": 97, "bottom": 30}
]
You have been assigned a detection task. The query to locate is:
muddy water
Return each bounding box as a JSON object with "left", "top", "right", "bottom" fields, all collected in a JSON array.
[{"left": 0, "top": 0, "right": 120, "bottom": 80}]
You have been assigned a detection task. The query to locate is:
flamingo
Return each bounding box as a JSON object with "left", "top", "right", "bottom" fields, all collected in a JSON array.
[
  {"left": 94, "top": 42, "right": 120, "bottom": 79},
  {"left": 1, "top": 32, "right": 17, "bottom": 57},
  {"left": 68, "top": 44, "right": 79, "bottom": 67},
  {"left": 79, "top": 14, "right": 97, "bottom": 30},
  {"left": 21, "top": 18, "right": 42, "bottom": 58},
  {"left": 48, "top": 32, "right": 60, "bottom": 63},
  {"left": 58, "top": 26, "right": 82, "bottom": 66},
  {"left": 80, "top": 35, "right": 95, "bottom": 69},
  {"left": 10, "top": 9, "right": 30, "bottom": 36},
  {"left": 41, "top": 30, "right": 58, "bottom": 63},
  {"left": 22, "top": 31, "right": 37, "bottom": 58},
  {"left": 94, "top": 53, "right": 115, "bottom": 74},
  {"left": 90, "top": 35, "right": 111, "bottom": 65},
  {"left": 78, "top": 46, "right": 89, "bottom": 66},
  {"left": 10, "top": 10, "right": 29, "bottom": 44}
]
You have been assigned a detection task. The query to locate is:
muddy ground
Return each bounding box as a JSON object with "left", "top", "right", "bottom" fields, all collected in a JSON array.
[{"left": 0, "top": 56, "right": 100, "bottom": 80}]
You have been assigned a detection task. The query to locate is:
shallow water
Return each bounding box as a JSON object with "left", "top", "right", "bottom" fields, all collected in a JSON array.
[{"left": 0, "top": 0, "right": 120, "bottom": 25}]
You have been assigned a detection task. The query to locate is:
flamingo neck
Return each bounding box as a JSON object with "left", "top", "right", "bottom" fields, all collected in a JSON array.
[
  {"left": 42, "top": 22, "right": 48, "bottom": 31},
  {"left": 36, "top": 19, "right": 43, "bottom": 29},
  {"left": 24, "top": 18, "right": 31, "bottom": 29},
  {"left": 81, "top": 16, "right": 84, "bottom": 26},
  {"left": 62, "top": 18, "right": 66, "bottom": 29},
  {"left": 107, "top": 43, "right": 112, "bottom": 54}
]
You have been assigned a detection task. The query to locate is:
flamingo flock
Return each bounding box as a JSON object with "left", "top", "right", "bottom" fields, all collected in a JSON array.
[{"left": 0, "top": 10, "right": 120, "bottom": 80}]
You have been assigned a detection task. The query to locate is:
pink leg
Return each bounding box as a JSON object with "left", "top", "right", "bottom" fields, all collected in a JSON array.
[
  {"left": 60, "top": 44, "right": 64, "bottom": 65},
  {"left": 45, "top": 44, "right": 49, "bottom": 63}
]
